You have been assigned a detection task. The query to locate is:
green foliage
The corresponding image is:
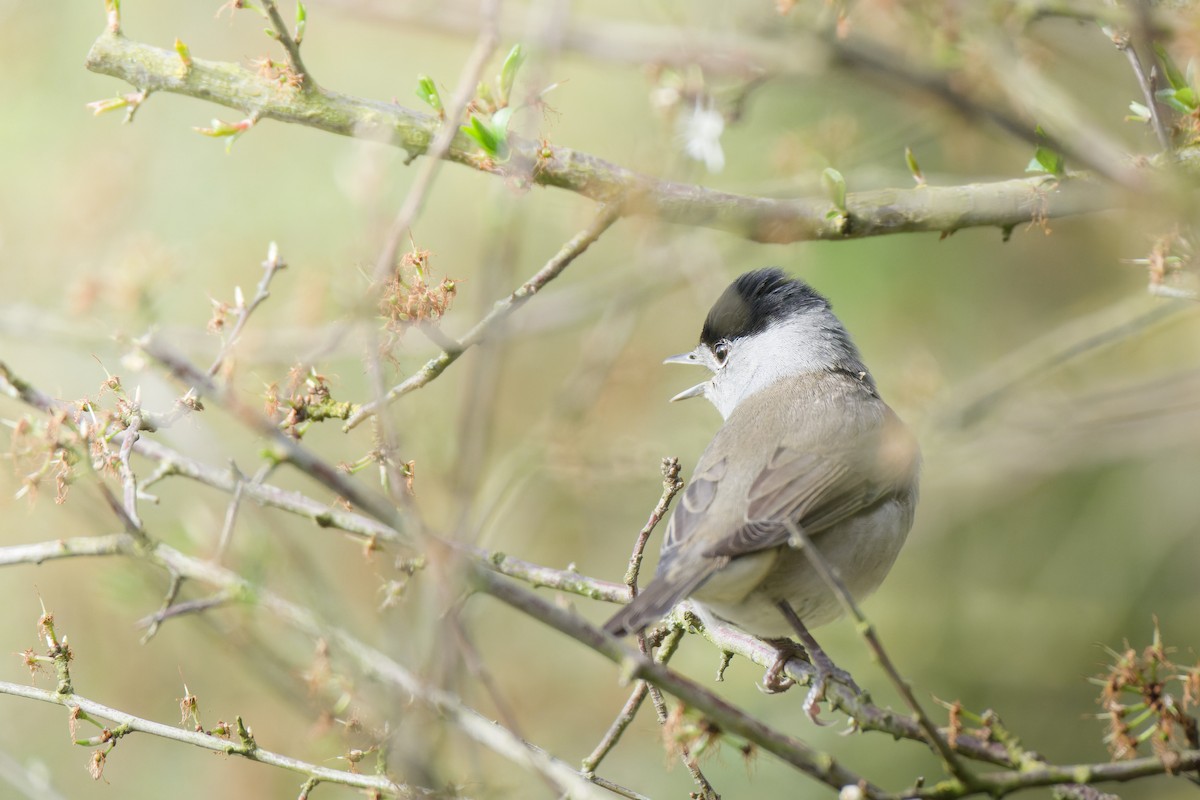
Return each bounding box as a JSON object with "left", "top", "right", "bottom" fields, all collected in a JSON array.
[
  {"left": 1025, "top": 125, "right": 1065, "bottom": 177},
  {"left": 1153, "top": 43, "right": 1198, "bottom": 114},
  {"left": 821, "top": 167, "right": 847, "bottom": 215},
  {"left": 194, "top": 117, "right": 254, "bottom": 152},
  {"left": 294, "top": 1, "right": 307, "bottom": 45},
  {"left": 173, "top": 37, "right": 192, "bottom": 67},
  {"left": 905, "top": 146, "right": 925, "bottom": 186},
  {"left": 461, "top": 107, "right": 514, "bottom": 159},
  {"left": 497, "top": 44, "right": 525, "bottom": 107},
  {"left": 415, "top": 75, "right": 443, "bottom": 116}
]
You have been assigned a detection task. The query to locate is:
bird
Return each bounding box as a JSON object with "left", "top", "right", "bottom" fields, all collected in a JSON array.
[{"left": 602, "top": 268, "right": 920, "bottom": 719}]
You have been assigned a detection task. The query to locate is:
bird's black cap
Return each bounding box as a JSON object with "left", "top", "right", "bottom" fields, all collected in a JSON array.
[{"left": 700, "top": 268, "right": 829, "bottom": 347}]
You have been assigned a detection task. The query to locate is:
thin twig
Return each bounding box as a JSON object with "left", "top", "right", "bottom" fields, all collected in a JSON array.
[
  {"left": 116, "top": 405, "right": 143, "bottom": 529},
  {"left": 623, "top": 457, "right": 683, "bottom": 591},
  {"left": 583, "top": 627, "right": 684, "bottom": 774},
  {"left": 140, "top": 570, "right": 184, "bottom": 643},
  {"left": 332, "top": 0, "right": 1160, "bottom": 78},
  {"left": 638, "top": 631, "right": 719, "bottom": 800},
  {"left": 371, "top": 0, "right": 501, "bottom": 284},
  {"left": 781, "top": 519, "right": 975, "bottom": 789},
  {"left": 0, "top": 680, "right": 427, "bottom": 796},
  {"left": 582, "top": 683, "right": 649, "bottom": 774},
  {"left": 446, "top": 612, "right": 524, "bottom": 741},
  {"left": 585, "top": 455, "right": 713, "bottom": 793},
  {"left": 933, "top": 295, "right": 1190, "bottom": 430},
  {"left": 1116, "top": 35, "right": 1171, "bottom": 152},
  {"left": 209, "top": 241, "right": 289, "bottom": 377},
  {"left": 261, "top": 0, "right": 313, "bottom": 91},
  {"left": 587, "top": 774, "right": 652, "bottom": 800},
  {"left": 138, "top": 591, "right": 234, "bottom": 631},
  {"left": 213, "top": 461, "right": 247, "bottom": 563},
  {"left": 347, "top": 203, "right": 621, "bottom": 429}
]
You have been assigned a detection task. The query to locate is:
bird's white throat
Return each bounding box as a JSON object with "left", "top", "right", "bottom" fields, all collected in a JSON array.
[{"left": 704, "top": 310, "right": 867, "bottom": 420}]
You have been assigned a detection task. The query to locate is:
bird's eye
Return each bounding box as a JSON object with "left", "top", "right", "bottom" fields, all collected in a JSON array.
[{"left": 713, "top": 340, "right": 731, "bottom": 364}]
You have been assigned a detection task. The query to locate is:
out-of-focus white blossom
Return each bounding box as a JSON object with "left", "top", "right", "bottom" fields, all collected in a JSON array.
[
  {"left": 678, "top": 97, "right": 725, "bottom": 173},
  {"left": 838, "top": 785, "right": 864, "bottom": 800}
]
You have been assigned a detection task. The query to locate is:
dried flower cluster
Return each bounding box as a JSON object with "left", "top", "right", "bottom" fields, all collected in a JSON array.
[
  {"left": 8, "top": 375, "right": 146, "bottom": 506},
  {"left": 1095, "top": 624, "right": 1200, "bottom": 766},
  {"left": 379, "top": 247, "right": 457, "bottom": 341}
]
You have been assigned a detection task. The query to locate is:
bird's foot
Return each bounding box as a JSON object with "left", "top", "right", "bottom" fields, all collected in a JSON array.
[
  {"left": 758, "top": 638, "right": 808, "bottom": 694},
  {"left": 800, "top": 647, "right": 860, "bottom": 725}
]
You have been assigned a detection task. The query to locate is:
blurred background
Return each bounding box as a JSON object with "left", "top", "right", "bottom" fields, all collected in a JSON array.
[{"left": 0, "top": 1, "right": 1198, "bottom": 798}]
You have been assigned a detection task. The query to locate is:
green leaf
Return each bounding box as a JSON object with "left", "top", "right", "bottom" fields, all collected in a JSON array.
[
  {"left": 1025, "top": 126, "right": 1065, "bottom": 176},
  {"left": 1156, "top": 87, "right": 1194, "bottom": 114},
  {"left": 476, "top": 81, "right": 496, "bottom": 112},
  {"left": 1025, "top": 146, "right": 1064, "bottom": 176},
  {"left": 1154, "top": 43, "right": 1189, "bottom": 91},
  {"left": 461, "top": 115, "right": 501, "bottom": 155},
  {"left": 416, "top": 75, "right": 443, "bottom": 114},
  {"left": 174, "top": 37, "right": 192, "bottom": 67},
  {"left": 904, "top": 146, "right": 924, "bottom": 186},
  {"left": 490, "top": 106, "right": 515, "bottom": 135},
  {"left": 194, "top": 117, "right": 254, "bottom": 152},
  {"left": 295, "top": 1, "right": 307, "bottom": 44},
  {"left": 86, "top": 96, "right": 131, "bottom": 117},
  {"left": 498, "top": 44, "right": 525, "bottom": 105},
  {"left": 821, "top": 167, "right": 847, "bottom": 211}
]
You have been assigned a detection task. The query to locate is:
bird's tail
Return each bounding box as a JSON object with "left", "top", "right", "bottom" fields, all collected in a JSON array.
[{"left": 602, "top": 563, "right": 718, "bottom": 637}]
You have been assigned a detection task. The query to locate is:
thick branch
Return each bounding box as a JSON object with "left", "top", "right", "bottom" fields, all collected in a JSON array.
[{"left": 85, "top": 32, "right": 1117, "bottom": 243}]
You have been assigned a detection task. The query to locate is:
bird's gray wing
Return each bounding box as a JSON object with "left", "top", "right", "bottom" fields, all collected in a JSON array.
[{"left": 701, "top": 442, "right": 886, "bottom": 559}]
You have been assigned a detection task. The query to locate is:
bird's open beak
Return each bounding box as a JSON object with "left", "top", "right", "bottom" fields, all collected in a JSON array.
[{"left": 664, "top": 347, "right": 709, "bottom": 402}]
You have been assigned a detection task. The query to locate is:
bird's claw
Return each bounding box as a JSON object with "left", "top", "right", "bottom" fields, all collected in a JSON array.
[
  {"left": 802, "top": 678, "right": 832, "bottom": 725},
  {"left": 758, "top": 638, "right": 807, "bottom": 694},
  {"left": 801, "top": 655, "right": 860, "bottom": 724},
  {"left": 759, "top": 658, "right": 795, "bottom": 694}
]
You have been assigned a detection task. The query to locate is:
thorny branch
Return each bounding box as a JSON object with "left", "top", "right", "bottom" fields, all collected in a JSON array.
[
  {"left": 0, "top": 679, "right": 426, "bottom": 797},
  {"left": 208, "top": 241, "right": 289, "bottom": 378},
  {"left": 83, "top": 32, "right": 1122, "bottom": 244}
]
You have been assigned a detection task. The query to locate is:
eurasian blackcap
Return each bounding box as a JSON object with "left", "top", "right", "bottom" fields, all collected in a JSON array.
[{"left": 603, "top": 268, "right": 920, "bottom": 717}]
